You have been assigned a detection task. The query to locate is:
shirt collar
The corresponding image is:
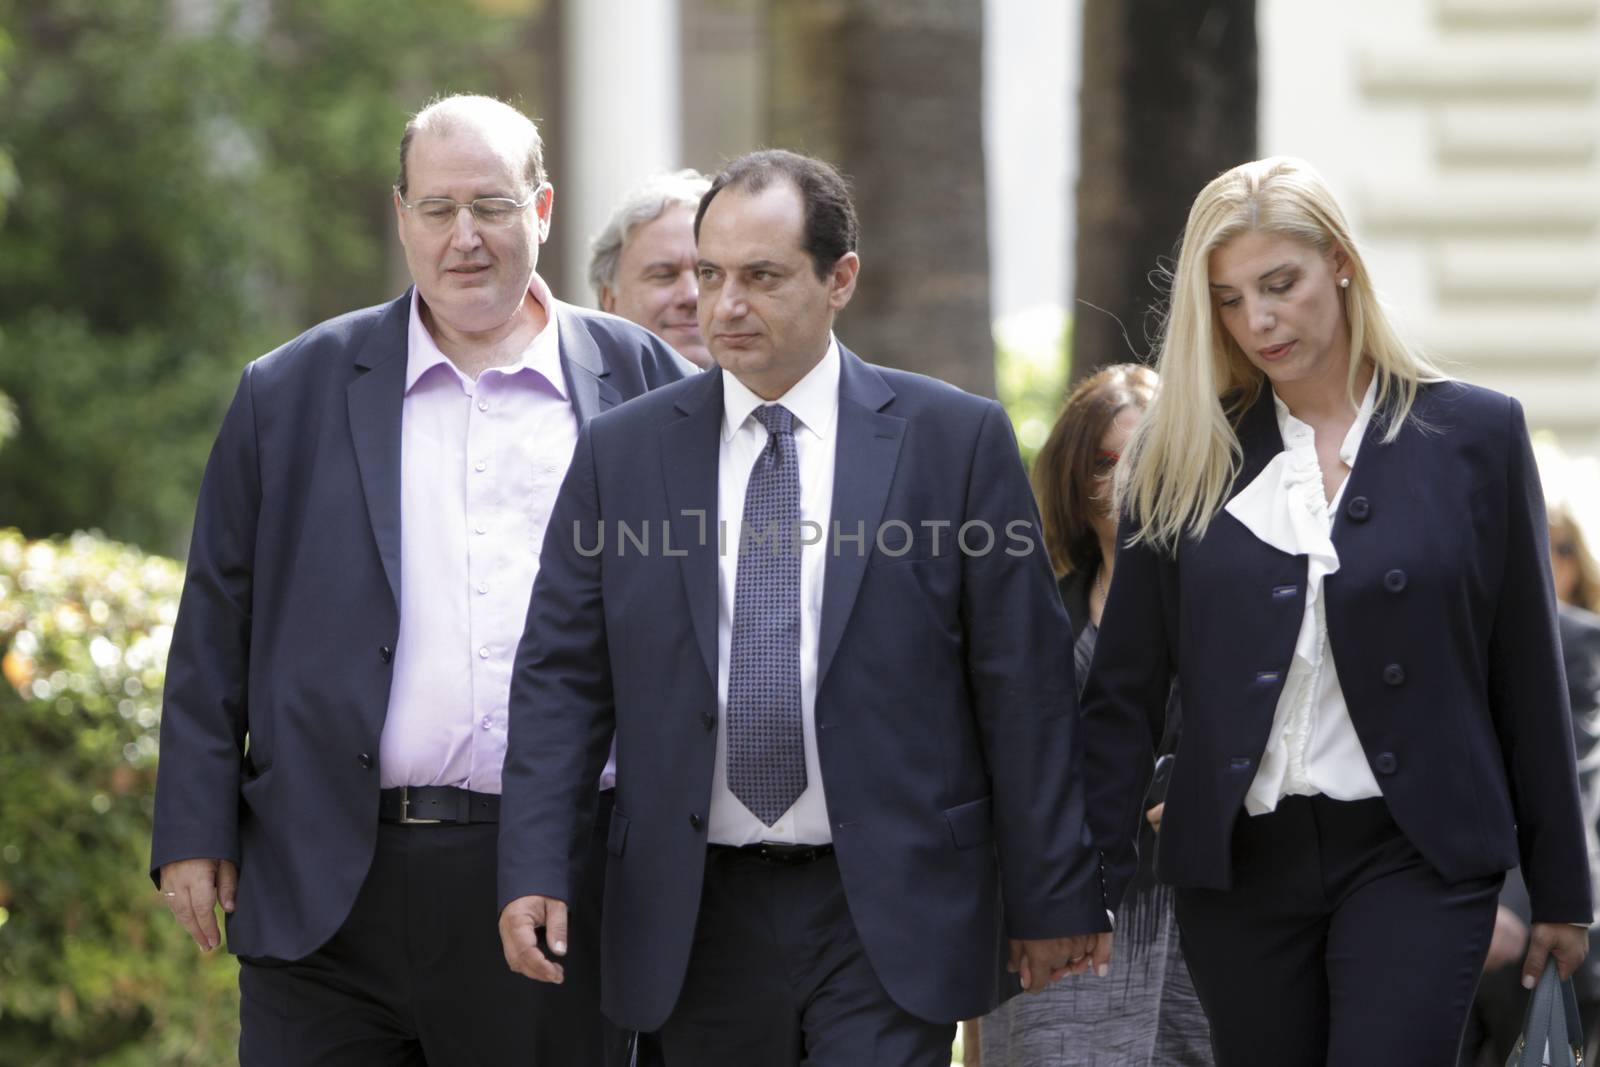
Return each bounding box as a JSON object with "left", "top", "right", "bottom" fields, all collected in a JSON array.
[
  {"left": 1271, "top": 371, "right": 1379, "bottom": 466},
  {"left": 720, "top": 334, "right": 841, "bottom": 443},
  {"left": 404, "top": 272, "right": 565, "bottom": 397}
]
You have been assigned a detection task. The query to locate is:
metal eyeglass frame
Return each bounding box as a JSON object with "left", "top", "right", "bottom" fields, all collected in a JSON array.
[{"left": 396, "top": 190, "right": 540, "bottom": 228}]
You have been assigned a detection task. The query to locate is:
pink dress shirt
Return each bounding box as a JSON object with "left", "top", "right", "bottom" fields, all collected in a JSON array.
[{"left": 379, "top": 276, "right": 578, "bottom": 794}]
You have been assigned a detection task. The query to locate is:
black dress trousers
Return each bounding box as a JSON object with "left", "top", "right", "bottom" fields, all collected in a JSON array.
[
  {"left": 657, "top": 848, "right": 956, "bottom": 1067},
  {"left": 1175, "top": 796, "right": 1502, "bottom": 1067},
  {"left": 238, "top": 791, "right": 626, "bottom": 1067}
]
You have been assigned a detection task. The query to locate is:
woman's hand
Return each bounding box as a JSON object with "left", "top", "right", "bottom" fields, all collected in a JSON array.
[{"left": 1521, "top": 922, "right": 1590, "bottom": 987}]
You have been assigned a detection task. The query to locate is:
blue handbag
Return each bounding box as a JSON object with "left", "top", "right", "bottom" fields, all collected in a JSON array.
[{"left": 1507, "top": 958, "right": 1584, "bottom": 1067}]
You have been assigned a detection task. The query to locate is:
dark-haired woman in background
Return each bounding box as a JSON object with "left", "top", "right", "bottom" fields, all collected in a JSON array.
[
  {"left": 1463, "top": 502, "right": 1600, "bottom": 1064},
  {"left": 979, "top": 363, "right": 1212, "bottom": 1066}
]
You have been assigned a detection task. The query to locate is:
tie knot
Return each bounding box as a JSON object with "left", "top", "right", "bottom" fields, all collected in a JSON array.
[{"left": 753, "top": 404, "right": 794, "bottom": 437}]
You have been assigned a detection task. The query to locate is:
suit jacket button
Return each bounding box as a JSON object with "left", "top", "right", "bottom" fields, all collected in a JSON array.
[
  {"left": 1383, "top": 569, "right": 1406, "bottom": 593},
  {"left": 379, "top": 645, "right": 393, "bottom": 663},
  {"left": 1375, "top": 752, "right": 1398, "bottom": 775},
  {"left": 688, "top": 813, "right": 704, "bottom": 830},
  {"left": 358, "top": 752, "right": 373, "bottom": 769},
  {"left": 700, "top": 711, "right": 716, "bottom": 731},
  {"left": 1382, "top": 663, "right": 1405, "bottom": 686},
  {"left": 1346, "top": 496, "right": 1371, "bottom": 522}
]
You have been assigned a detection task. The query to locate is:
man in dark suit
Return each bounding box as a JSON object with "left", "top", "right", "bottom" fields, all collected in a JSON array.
[
  {"left": 497, "top": 150, "right": 1111, "bottom": 1065},
  {"left": 149, "top": 94, "right": 690, "bottom": 1065}
]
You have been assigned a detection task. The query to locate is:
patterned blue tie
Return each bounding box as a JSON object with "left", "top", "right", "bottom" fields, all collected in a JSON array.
[{"left": 727, "top": 403, "right": 807, "bottom": 826}]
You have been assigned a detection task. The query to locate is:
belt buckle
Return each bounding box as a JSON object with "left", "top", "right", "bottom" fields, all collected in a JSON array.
[
  {"left": 398, "top": 786, "right": 442, "bottom": 825},
  {"left": 757, "top": 842, "right": 815, "bottom": 864}
]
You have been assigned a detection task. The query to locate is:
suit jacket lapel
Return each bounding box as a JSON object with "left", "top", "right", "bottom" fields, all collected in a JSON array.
[
  {"left": 1230, "top": 384, "right": 1285, "bottom": 501},
  {"left": 662, "top": 370, "right": 725, "bottom": 684},
  {"left": 1329, "top": 388, "right": 1401, "bottom": 551},
  {"left": 817, "top": 348, "right": 904, "bottom": 688},
  {"left": 556, "top": 302, "right": 623, "bottom": 426},
  {"left": 347, "top": 291, "right": 413, "bottom": 606}
]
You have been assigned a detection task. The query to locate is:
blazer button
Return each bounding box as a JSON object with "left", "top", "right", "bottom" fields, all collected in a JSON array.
[
  {"left": 1382, "top": 663, "right": 1406, "bottom": 686},
  {"left": 1346, "top": 496, "right": 1371, "bottom": 522},
  {"left": 700, "top": 711, "right": 716, "bottom": 732},
  {"left": 358, "top": 752, "right": 373, "bottom": 769},
  {"left": 688, "top": 812, "right": 704, "bottom": 831},
  {"left": 1383, "top": 569, "right": 1406, "bottom": 593},
  {"left": 379, "top": 645, "right": 394, "bottom": 663},
  {"left": 1375, "top": 751, "right": 1398, "bottom": 775}
]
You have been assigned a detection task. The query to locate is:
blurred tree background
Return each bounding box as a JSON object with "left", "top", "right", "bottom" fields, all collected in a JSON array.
[
  {"left": 1070, "top": 0, "right": 1256, "bottom": 381},
  {"left": 0, "top": 0, "right": 552, "bottom": 556}
]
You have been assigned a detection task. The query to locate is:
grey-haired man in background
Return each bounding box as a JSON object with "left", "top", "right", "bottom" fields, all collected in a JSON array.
[{"left": 589, "top": 169, "right": 712, "bottom": 368}]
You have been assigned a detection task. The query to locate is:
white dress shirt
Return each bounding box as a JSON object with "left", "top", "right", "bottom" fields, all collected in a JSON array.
[
  {"left": 380, "top": 277, "right": 582, "bottom": 794},
  {"left": 707, "top": 336, "right": 840, "bottom": 845},
  {"left": 1228, "top": 376, "right": 1383, "bottom": 816}
]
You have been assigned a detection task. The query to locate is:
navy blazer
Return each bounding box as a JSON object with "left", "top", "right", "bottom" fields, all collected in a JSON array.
[
  {"left": 1080, "top": 381, "right": 1593, "bottom": 925},
  {"left": 498, "top": 349, "right": 1109, "bottom": 1029},
  {"left": 149, "top": 290, "right": 691, "bottom": 960}
]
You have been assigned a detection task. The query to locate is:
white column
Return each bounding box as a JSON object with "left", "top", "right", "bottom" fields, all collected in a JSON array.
[
  {"left": 982, "top": 0, "right": 1073, "bottom": 323},
  {"left": 562, "top": 0, "right": 682, "bottom": 305}
]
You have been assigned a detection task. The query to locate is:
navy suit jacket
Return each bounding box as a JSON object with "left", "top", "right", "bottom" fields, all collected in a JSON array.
[
  {"left": 1080, "top": 381, "right": 1594, "bottom": 925},
  {"left": 149, "top": 290, "right": 691, "bottom": 961},
  {"left": 498, "top": 348, "right": 1109, "bottom": 1029}
]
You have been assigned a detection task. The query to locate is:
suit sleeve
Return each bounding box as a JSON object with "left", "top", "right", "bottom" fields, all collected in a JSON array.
[
  {"left": 499, "top": 421, "right": 618, "bottom": 910},
  {"left": 149, "top": 365, "right": 260, "bottom": 882},
  {"left": 1078, "top": 513, "right": 1176, "bottom": 910},
  {"left": 961, "top": 401, "right": 1110, "bottom": 937},
  {"left": 1489, "top": 397, "right": 1593, "bottom": 923}
]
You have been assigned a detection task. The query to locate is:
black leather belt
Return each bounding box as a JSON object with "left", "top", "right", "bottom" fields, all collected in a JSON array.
[
  {"left": 711, "top": 841, "right": 835, "bottom": 865},
  {"left": 378, "top": 786, "right": 499, "bottom": 824}
]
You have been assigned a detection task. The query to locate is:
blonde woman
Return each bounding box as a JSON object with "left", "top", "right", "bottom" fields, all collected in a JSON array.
[{"left": 1079, "top": 157, "right": 1591, "bottom": 1065}]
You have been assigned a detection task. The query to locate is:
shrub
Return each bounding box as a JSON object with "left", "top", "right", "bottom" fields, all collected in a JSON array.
[{"left": 0, "top": 528, "right": 238, "bottom": 1065}]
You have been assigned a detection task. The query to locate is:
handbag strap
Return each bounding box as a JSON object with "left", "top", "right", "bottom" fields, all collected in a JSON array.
[
  {"left": 1509, "top": 959, "right": 1583, "bottom": 1067},
  {"left": 1560, "top": 968, "right": 1583, "bottom": 1063}
]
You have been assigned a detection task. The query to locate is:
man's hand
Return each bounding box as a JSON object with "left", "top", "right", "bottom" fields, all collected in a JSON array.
[
  {"left": 1484, "top": 906, "right": 1530, "bottom": 973},
  {"left": 499, "top": 895, "right": 568, "bottom": 984},
  {"left": 159, "top": 857, "right": 237, "bottom": 952},
  {"left": 1145, "top": 803, "right": 1165, "bottom": 833},
  {"left": 1521, "top": 922, "right": 1590, "bottom": 988},
  {"left": 1007, "top": 932, "right": 1114, "bottom": 993}
]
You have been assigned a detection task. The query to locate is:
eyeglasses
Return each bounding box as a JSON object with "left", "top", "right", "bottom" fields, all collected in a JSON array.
[
  {"left": 1092, "top": 449, "right": 1122, "bottom": 478},
  {"left": 398, "top": 192, "right": 537, "bottom": 230}
]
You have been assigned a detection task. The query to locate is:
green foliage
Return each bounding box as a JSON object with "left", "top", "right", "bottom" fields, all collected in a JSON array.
[
  {"left": 0, "top": 392, "right": 17, "bottom": 456},
  {"left": 995, "top": 306, "right": 1070, "bottom": 470},
  {"left": 0, "top": 0, "right": 542, "bottom": 553},
  {"left": 0, "top": 528, "right": 238, "bottom": 1065}
]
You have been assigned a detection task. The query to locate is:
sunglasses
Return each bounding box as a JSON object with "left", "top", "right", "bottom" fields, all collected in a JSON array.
[{"left": 1092, "top": 449, "right": 1121, "bottom": 477}]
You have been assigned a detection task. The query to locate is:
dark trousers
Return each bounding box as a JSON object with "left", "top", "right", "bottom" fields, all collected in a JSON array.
[
  {"left": 658, "top": 847, "right": 954, "bottom": 1066},
  {"left": 1175, "top": 796, "right": 1502, "bottom": 1067},
  {"left": 239, "top": 792, "right": 627, "bottom": 1066}
]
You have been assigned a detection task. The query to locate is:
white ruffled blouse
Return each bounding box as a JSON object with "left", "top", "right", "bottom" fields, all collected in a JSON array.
[{"left": 1227, "top": 378, "right": 1384, "bottom": 816}]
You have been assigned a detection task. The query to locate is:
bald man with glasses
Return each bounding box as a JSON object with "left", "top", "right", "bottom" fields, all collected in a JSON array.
[{"left": 149, "top": 93, "right": 691, "bottom": 1066}]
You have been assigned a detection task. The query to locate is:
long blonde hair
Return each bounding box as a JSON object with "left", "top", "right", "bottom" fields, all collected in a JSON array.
[{"left": 1120, "top": 157, "right": 1449, "bottom": 551}]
